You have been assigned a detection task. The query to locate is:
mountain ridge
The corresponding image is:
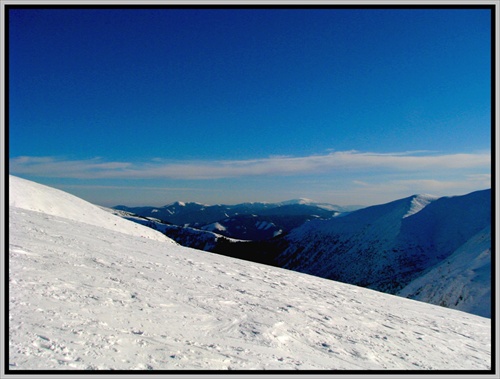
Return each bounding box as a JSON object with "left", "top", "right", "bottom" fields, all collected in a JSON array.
[
  {"left": 7, "top": 175, "right": 492, "bottom": 370},
  {"left": 109, "top": 185, "right": 492, "bottom": 317},
  {"left": 276, "top": 189, "right": 491, "bottom": 317},
  {"left": 114, "top": 199, "right": 349, "bottom": 240}
]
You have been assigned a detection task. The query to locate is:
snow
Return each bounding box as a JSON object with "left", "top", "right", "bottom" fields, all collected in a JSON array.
[
  {"left": 7, "top": 176, "right": 492, "bottom": 371},
  {"left": 403, "top": 194, "right": 439, "bottom": 218},
  {"left": 276, "top": 190, "right": 491, "bottom": 316},
  {"left": 9, "top": 176, "right": 175, "bottom": 244},
  {"left": 255, "top": 221, "right": 274, "bottom": 231},
  {"left": 279, "top": 198, "right": 342, "bottom": 212},
  {"left": 202, "top": 222, "right": 227, "bottom": 232},
  {"left": 280, "top": 198, "right": 316, "bottom": 205},
  {"left": 273, "top": 229, "right": 284, "bottom": 237},
  {"left": 398, "top": 225, "right": 491, "bottom": 318}
]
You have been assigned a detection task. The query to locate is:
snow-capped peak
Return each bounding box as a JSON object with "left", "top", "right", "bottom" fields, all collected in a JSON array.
[
  {"left": 201, "top": 222, "right": 227, "bottom": 232},
  {"left": 165, "top": 201, "right": 208, "bottom": 208},
  {"left": 278, "top": 198, "right": 343, "bottom": 211},
  {"left": 403, "top": 194, "right": 439, "bottom": 218},
  {"left": 279, "top": 198, "right": 316, "bottom": 205}
]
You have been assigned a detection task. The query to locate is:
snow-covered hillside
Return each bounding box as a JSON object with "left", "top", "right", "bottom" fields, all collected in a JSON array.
[
  {"left": 276, "top": 190, "right": 491, "bottom": 317},
  {"left": 104, "top": 206, "right": 243, "bottom": 251},
  {"left": 9, "top": 175, "right": 176, "bottom": 244},
  {"left": 8, "top": 176, "right": 492, "bottom": 370},
  {"left": 398, "top": 225, "right": 491, "bottom": 318}
]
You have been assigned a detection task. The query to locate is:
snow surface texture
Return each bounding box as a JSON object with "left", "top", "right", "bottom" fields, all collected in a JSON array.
[{"left": 8, "top": 176, "right": 491, "bottom": 370}]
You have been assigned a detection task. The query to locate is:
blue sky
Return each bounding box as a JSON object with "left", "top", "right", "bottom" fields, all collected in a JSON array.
[{"left": 8, "top": 7, "right": 492, "bottom": 206}]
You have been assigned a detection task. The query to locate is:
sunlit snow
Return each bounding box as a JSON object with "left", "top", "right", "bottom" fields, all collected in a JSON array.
[
  {"left": 403, "top": 194, "right": 439, "bottom": 218},
  {"left": 8, "top": 176, "right": 491, "bottom": 371}
]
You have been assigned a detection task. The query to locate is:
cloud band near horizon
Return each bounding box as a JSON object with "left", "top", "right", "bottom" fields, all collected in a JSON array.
[{"left": 9, "top": 150, "right": 491, "bottom": 180}]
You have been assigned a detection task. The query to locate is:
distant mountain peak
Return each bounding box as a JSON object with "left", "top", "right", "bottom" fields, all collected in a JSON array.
[
  {"left": 279, "top": 198, "right": 316, "bottom": 205},
  {"left": 165, "top": 201, "right": 207, "bottom": 208}
]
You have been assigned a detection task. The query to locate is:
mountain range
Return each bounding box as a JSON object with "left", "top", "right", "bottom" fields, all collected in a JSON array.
[
  {"left": 276, "top": 190, "right": 491, "bottom": 318},
  {"left": 7, "top": 175, "right": 492, "bottom": 370},
  {"left": 114, "top": 199, "right": 357, "bottom": 241},
  {"left": 113, "top": 189, "right": 492, "bottom": 318}
]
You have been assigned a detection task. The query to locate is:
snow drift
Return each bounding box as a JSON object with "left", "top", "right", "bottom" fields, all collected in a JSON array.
[{"left": 8, "top": 176, "right": 492, "bottom": 370}]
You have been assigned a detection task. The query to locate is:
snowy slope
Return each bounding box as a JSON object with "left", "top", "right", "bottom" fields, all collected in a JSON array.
[
  {"left": 8, "top": 177, "right": 492, "bottom": 370},
  {"left": 202, "top": 221, "right": 227, "bottom": 232},
  {"left": 276, "top": 195, "right": 440, "bottom": 288},
  {"left": 102, "top": 207, "right": 247, "bottom": 249},
  {"left": 276, "top": 190, "right": 491, "bottom": 316},
  {"left": 398, "top": 225, "right": 491, "bottom": 318},
  {"left": 403, "top": 194, "right": 439, "bottom": 218},
  {"left": 9, "top": 175, "right": 175, "bottom": 243}
]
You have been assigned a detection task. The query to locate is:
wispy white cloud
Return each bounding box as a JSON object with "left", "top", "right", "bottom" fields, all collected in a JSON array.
[
  {"left": 466, "top": 173, "right": 492, "bottom": 182},
  {"left": 342, "top": 177, "right": 491, "bottom": 204},
  {"left": 10, "top": 156, "right": 133, "bottom": 178},
  {"left": 390, "top": 178, "right": 490, "bottom": 193},
  {"left": 57, "top": 184, "right": 211, "bottom": 192},
  {"left": 9, "top": 150, "right": 491, "bottom": 180},
  {"left": 353, "top": 180, "right": 370, "bottom": 187}
]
